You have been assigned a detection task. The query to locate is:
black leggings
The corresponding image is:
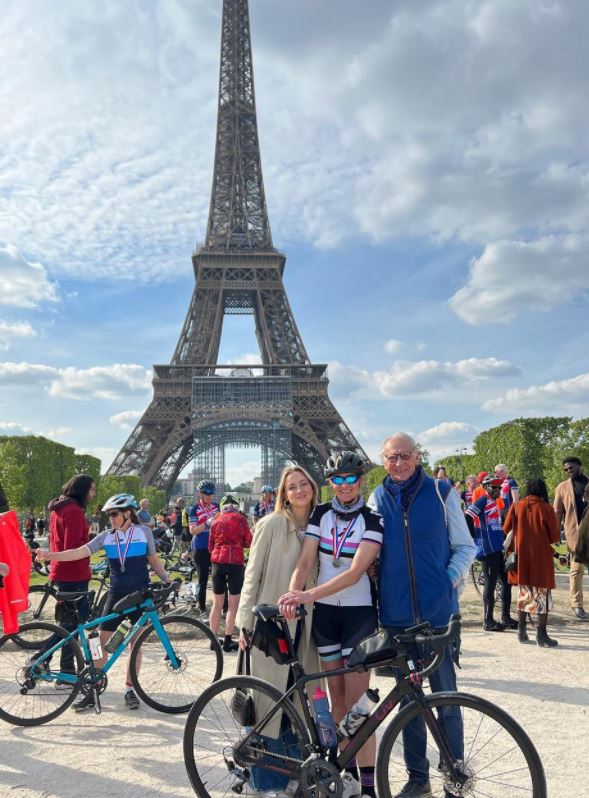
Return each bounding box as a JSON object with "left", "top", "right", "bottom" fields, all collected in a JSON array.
[
  {"left": 192, "top": 549, "right": 211, "bottom": 612},
  {"left": 480, "top": 551, "right": 511, "bottom": 622}
]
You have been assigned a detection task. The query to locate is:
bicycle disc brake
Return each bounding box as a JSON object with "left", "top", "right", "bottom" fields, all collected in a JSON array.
[
  {"left": 439, "top": 759, "right": 474, "bottom": 796},
  {"left": 300, "top": 757, "right": 342, "bottom": 798}
]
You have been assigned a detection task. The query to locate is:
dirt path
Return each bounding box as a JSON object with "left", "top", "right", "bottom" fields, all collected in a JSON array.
[{"left": 1, "top": 581, "right": 588, "bottom": 797}]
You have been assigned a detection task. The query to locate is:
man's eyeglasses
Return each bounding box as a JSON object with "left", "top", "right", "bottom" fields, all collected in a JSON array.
[
  {"left": 107, "top": 510, "right": 122, "bottom": 518},
  {"left": 330, "top": 474, "right": 360, "bottom": 485},
  {"left": 384, "top": 451, "right": 415, "bottom": 463}
]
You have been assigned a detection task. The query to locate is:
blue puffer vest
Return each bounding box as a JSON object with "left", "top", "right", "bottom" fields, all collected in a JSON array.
[{"left": 373, "top": 473, "right": 458, "bottom": 628}]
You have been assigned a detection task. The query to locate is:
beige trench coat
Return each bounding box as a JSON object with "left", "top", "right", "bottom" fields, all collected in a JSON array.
[
  {"left": 554, "top": 479, "right": 581, "bottom": 551},
  {"left": 236, "top": 511, "right": 322, "bottom": 734}
]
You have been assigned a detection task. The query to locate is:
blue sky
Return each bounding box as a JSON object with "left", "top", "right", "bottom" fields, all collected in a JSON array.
[{"left": 1, "top": 0, "right": 588, "bottom": 486}]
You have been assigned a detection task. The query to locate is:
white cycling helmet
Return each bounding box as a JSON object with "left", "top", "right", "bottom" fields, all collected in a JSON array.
[{"left": 103, "top": 493, "right": 138, "bottom": 512}]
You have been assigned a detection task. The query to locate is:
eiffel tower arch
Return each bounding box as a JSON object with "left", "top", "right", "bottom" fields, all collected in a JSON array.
[{"left": 107, "top": 0, "right": 369, "bottom": 494}]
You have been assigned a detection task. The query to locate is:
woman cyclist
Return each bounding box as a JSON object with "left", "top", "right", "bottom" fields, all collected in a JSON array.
[
  {"left": 36, "top": 493, "right": 171, "bottom": 711},
  {"left": 279, "top": 452, "right": 383, "bottom": 798}
]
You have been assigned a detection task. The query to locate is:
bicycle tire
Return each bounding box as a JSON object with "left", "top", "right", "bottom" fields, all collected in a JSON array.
[
  {"left": 470, "top": 562, "right": 506, "bottom": 605},
  {"left": 13, "top": 585, "right": 60, "bottom": 649},
  {"left": 129, "top": 614, "right": 223, "bottom": 713},
  {"left": 184, "top": 674, "right": 310, "bottom": 798},
  {"left": 92, "top": 591, "right": 109, "bottom": 621},
  {"left": 376, "top": 691, "right": 546, "bottom": 798},
  {"left": 0, "top": 622, "right": 84, "bottom": 727}
]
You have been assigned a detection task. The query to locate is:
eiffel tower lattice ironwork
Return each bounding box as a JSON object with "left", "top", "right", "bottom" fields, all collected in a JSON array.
[{"left": 107, "top": 0, "right": 369, "bottom": 493}]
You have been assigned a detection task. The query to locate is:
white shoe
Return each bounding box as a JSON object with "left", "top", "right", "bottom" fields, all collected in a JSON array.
[{"left": 341, "top": 774, "right": 361, "bottom": 798}]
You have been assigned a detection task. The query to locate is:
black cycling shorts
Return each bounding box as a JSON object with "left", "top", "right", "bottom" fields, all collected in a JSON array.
[
  {"left": 211, "top": 563, "right": 244, "bottom": 595},
  {"left": 312, "top": 602, "right": 377, "bottom": 662},
  {"left": 100, "top": 592, "right": 145, "bottom": 632}
]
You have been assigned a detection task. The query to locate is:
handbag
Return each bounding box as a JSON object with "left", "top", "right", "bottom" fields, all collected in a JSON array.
[{"left": 230, "top": 636, "right": 256, "bottom": 727}]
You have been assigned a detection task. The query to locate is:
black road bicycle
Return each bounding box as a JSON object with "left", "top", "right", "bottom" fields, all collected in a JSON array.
[{"left": 184, "top": 605, "right": 546, "bottom": 798}]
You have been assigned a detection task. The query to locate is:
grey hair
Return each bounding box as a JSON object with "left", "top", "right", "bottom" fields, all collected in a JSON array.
[
  {"left": 494, "top": 464, "right": 508, "bottom": 474},
  {"left": 380, "top": 432, "right": 417, "bottom": 459}
]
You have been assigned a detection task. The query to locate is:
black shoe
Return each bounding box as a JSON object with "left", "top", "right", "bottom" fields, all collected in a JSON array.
[
  {"left": 536, "top": 629, "right": 558, "bottom": 648},
  {"left": 124, "top": 688, "right": 140, "bottom": 709},
  {"left": 223, "top": 639, "right": 239, "bottom": 653},
  {"left": 483, "top": 621, "right": 505, "bottom": 632},
  {"left": 573, "top": 607, "right": 589, "bottom": 620},
  {"left": 501, "top": 617, "right": 518, "bottom": 630},
  {"left": 517, "top": 624, "right": 529, "bottom": 643},
  {"left": 74, "top": 694, "right": 96, "bottom": 713},
  {"left": 393, "top": 781, "right": 432, "bottom": 797}
]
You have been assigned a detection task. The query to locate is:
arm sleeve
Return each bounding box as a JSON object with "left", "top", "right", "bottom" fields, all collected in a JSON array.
[
  {"left": 86, "top": 530, "right": 108, "bottom": 555},
  {"left": 144, "top": 527, "right": 156, "bottom": 555},
  {"left": 445, "top": 489, "right": 476, "bottom": 585},
  {"left": 236, "top": 517, "right": 273, "bottom": 631}
]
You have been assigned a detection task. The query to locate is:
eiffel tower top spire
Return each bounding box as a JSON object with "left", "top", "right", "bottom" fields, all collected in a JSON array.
[{"left": 204, "top": 0, "right": 273, "bottom": 252}]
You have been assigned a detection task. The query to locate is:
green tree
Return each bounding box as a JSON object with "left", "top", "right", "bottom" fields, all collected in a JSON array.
[{"left": 95, "top": 474, "right": 142, "bottom": 509}]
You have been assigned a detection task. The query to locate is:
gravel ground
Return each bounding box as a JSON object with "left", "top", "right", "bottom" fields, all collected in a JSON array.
[{"left": 1, "top": 579, "right": 588, "bottom": 798}]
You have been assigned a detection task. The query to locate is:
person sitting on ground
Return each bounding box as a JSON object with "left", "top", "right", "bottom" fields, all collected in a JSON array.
[
  {"left": 37, "top": 493, "right": 171, "bottom": 712},
  {"left": 279, "top": 451, "right": 383, "bottom": 798},
  {"left": 466, "top": 475, "right": 516, "bottom": 631},
  {"left": 208, "top": 495, "right": 252, "bottom": 652},
  {"left": 504, "top": 478, "right": 560, "bottom": 647}
]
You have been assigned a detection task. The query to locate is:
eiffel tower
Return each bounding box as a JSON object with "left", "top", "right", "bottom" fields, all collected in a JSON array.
[{"left": 107, "top": 0, "right": 369, "bottom": 493}]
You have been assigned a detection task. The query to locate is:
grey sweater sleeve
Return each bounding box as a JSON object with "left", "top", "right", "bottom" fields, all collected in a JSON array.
[{"left": 445, "top": 489, "right": 476, "bottom": 585}]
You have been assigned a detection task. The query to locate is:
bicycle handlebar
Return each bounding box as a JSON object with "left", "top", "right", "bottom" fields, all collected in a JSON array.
[{"left": 404, "top": 614, "right": 461, "bottom": 681}]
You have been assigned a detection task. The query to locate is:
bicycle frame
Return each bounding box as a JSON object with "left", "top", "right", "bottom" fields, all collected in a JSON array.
[{"left": 33, "top": 597, "right": 181, "bottom": 686}]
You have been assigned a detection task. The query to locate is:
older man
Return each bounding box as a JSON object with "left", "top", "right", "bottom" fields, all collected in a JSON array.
[
  {"left": 137, "top": 498, "right": 155, "bottom": 529},
  {"left": 368, "top": 433, "right": 475, "bottom": 798},
  {"left": 494, "top": 463, "right": 519, "bottom": 513},
  {"left": 554, "top": 456, "right": 589, "bottom": 620}
]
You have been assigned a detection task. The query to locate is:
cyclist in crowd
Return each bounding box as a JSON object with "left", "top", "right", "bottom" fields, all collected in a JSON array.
[
  {"left": 280, "top": 452, "right": 383, "bottom": 798},
  {"left": 237, "top": 464, "right": 321, "bottom": 794},
  {"left": 495, "top": 463, "right": 519, "bottom": 511},
  {"left": 37, "top": 493, "right": 171, "bottom": 712},
  {"left": 188, "top": 479, "right": 220, "bottom": 620},
  {"left": 172, "top": 496, "right": 188, "bottom": 551},
  {"left": 36, "top": 474, "right": 96, "bottom": 673},
  {"left": 367, "top": 433, "right": 475, "bottom": 798},
  {"left": 253, "top": 485, "right": 275, "bottom": 525},
  {"left": 136, "top": 498, "right": 155, "bottom": 528},
  {"left": 466, "top": 475, "right": 516, "bottom": 631},
  {"left": 504, "top": 478, "right": 560, "bottom": 646},
  {"left": 208, "top": 495, "right": 252, "bottom": 652}
]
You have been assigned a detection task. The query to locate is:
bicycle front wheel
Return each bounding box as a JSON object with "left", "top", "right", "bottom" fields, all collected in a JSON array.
[
  {"left": 13, "top": 585, "right": 59, "bottom": 649},
  {"left": 129, "top": 614, "right": 223, "bottom": 713},
  {"left": 377, "top": 691, "right": 546, "bottom": 798},
  {"left": 0, "top": 622, "right": 83, "bottom": 726},
  {"left": 184, "top": 675, "right": 309, "bottom": 798}
]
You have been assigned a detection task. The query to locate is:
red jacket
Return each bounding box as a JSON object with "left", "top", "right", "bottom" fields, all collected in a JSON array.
[
  {"left": 49, "top": 497, "right": 91, "bottom": 582},
  {"left": 209, "top": 510, "right": 252, "bottom": 565},
  {"left": 0, "top": 510, "right": 31, "bottom": 633}
]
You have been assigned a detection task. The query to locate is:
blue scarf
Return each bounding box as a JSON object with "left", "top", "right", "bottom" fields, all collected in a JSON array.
[{"left": 384, "top": 465, "right": 423, "bottom": 512}]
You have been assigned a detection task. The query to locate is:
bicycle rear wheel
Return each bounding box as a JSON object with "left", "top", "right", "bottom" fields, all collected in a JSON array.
[
  {"left": 129, "top": 614, "right": 223, "bottom": 713},
  {"left": 0, "top": 622, "right": 83, "bottom": 726},
  {"left": 184, "top": 675, "right": 309, "bottom": 798},
  {"left": 377, "top": 691, "right": 546, "bottom": 798},
  {"left": 13, "top": 585, "right": 59, "bottom": 649}
]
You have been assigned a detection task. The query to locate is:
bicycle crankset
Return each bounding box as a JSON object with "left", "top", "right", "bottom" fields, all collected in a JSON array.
[
  {"left": 300, "top": 757, "right": 343, "bottom": 798},
  {"left": 78, "top": 666, "right": 108, "bottom": 696}
]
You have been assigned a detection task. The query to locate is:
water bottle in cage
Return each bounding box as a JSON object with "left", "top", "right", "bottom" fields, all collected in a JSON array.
[
  {"left": 338, "top": 688, "right": 380, "bottom": 739},
  {"left": 312, "top": 687, "right": 338, "bottom": 749}
]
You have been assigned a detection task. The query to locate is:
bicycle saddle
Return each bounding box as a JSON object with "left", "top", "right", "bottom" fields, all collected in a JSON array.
[
  {"left": 55, "top": 591, "right": 90, "bottom": 602},
  {"left": 252, "top": 603, "right": 280, "bottom": 622}
]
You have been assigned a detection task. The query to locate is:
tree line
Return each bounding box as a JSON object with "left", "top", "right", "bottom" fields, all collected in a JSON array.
[{"left": 0, "top": 435, "right": 165, "bottom": 516}]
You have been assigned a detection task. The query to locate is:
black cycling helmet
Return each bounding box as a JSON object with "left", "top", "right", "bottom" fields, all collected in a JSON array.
[
  {"left": 324, "top": 451, "right": 365, "bottom": 478},
  {"left": 197, "top": 479, "right": 215, "bottom": 495}
]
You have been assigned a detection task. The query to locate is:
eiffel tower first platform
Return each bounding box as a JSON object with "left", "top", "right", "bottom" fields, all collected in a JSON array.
[{"left": 107, "top": 0, "right": 369, "bottom": 494}]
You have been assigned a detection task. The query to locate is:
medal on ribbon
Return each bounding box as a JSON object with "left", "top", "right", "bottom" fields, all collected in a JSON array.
[
  {"left": 331, "top": 511, "right": 358, "bottom": 568},
  {"left": 114, "top": 528, "right": 133, "bottom": 573}
]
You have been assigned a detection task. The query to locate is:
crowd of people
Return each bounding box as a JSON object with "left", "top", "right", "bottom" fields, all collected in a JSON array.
[{"left": 3, "top": 438, "right": 589, "bottom": 798}]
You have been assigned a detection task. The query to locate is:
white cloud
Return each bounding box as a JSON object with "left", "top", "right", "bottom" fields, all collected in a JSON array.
[
  {"left": 48, "top": 364, "right": 152, "bottom": 400},
  {"left": 0, "top": 244, "right": 58, "bottom": 307},
  {"left": 417, "top": 421, "right": 478, "bottom": 464},
  {"left": 0, "top": 361, "right": 58, "bottom": 384},
  {"left": 384, "top": 339, "right": 403, "bottom": 355},
  {"left": 450, "top": 234, "right": 589, "bottom": 325},
  {"left": 0, "top": 421, "right": 34, "bottom": 435},
  {"left": 484, "top": 372, "right": 589, "bottom": 415},
  {"left": 0, "top": 320, "right": 36, "bottom": 350},
  {"left": 110, "top": 410, "right": 143, "bottom": 429},
  {"left": 329, "top": 356, "right": 519, "bottom": 401}
]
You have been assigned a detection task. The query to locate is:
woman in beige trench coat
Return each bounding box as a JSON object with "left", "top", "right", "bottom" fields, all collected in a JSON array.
[{"left": 237, "top": 464, "right": 321, "bottom": 696}]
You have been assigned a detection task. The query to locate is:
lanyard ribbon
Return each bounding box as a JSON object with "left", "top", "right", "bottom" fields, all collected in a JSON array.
[
  {"left": 114, "top": 526, "right": 133, "bottom": 572},
  {"left": 331, "top": 511, "right": 358, "bottom": 561}
]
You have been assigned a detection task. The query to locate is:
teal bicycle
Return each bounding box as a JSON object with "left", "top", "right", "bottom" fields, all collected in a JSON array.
[{"left": 0, "top": 582, "right": 223, "bottom": 726}]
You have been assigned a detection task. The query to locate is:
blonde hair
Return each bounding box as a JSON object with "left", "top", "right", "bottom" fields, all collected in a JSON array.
[{"left": 274, "top": 465, "right": 319, "bottom": 526}]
